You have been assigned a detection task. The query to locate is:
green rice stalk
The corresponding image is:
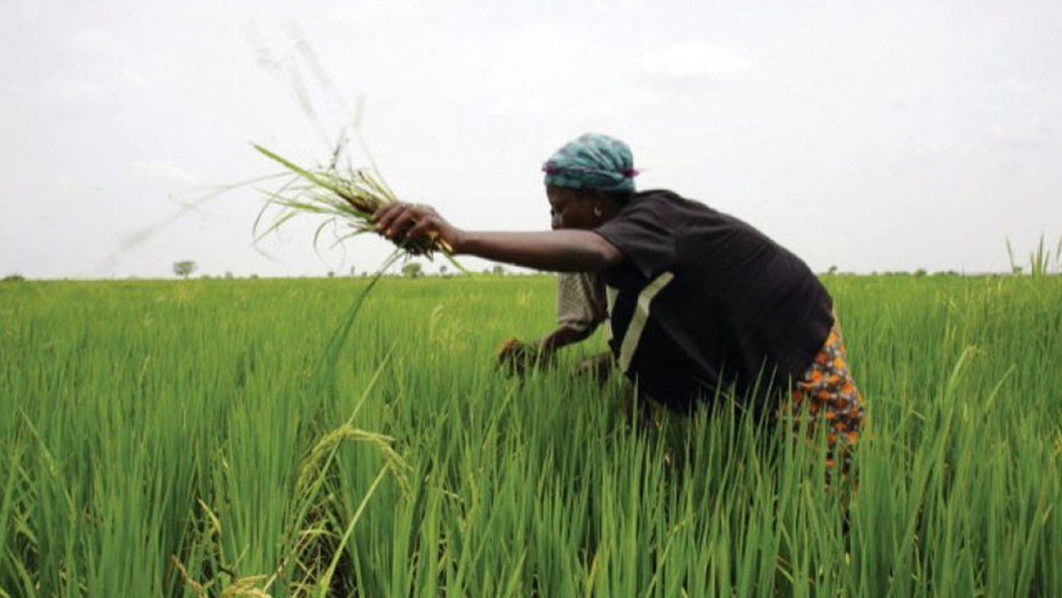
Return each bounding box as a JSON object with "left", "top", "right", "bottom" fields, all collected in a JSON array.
[
  {"left": 295, "top": 425, "right": 410, "bottom": 500},
  {"left": 252, "top": 144, "right": 467, "bottom": 273},
  {"left": 315, "top": 465, "right": 392, "bottom": 598}
]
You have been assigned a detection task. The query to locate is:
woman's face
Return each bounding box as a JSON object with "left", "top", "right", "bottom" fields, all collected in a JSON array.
[{"left": 547, "top": 186, "right": 598, "bottom": 230}]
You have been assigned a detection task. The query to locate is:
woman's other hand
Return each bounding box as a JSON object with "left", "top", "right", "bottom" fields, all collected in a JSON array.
[{"left": 496, "top": 337, "right": 552, "bottom": 377}]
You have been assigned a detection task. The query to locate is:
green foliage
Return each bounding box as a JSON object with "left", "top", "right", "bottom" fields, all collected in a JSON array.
[
  {"left": 173, "top": 260, "right": 197, "bottom": 279},
  {"left": 251, "top": 145, "right": 466, "bottom": 275},
  {"left": 1027, "top": 234, "right": 1062, "bottom": 278},
  {"left": 400, "top": 262, "right": 423, "bottom": 279},
  {"left": 1, "top": 274, "right": 25, "bottom": 282},
  {"left": 1006, "top": 234, "right": 1062, "bottom": 278},
  {"left": 0, "top": 275, "right": 1059, "bottom": 596}
]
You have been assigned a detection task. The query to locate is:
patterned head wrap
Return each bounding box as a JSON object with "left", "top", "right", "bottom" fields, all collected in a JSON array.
[{"left": 542, "top": 133, "right": 638, "bottom": 193}]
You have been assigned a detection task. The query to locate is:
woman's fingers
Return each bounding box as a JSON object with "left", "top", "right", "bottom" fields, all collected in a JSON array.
[
  {"left": 372, "top": 203, "right": 405, "bottom": 232},
  {"left": 374, "top": 203, "right": 417, "bottom": 238},
  {"left": 405, "top": 216, "right": 437, "bottom": 240},
  {"left": 385, "top": 210, "right": 418, "bottom": 239},
  {"left": 371, "top": 202, "right": 403, "bottom": 223},
  {"left": 372, "top": 202, "right": 453, "bottom": 247}
]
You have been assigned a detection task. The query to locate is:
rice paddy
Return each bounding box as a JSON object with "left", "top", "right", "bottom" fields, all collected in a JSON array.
[{"left": 1, "top": 273, "right": 1058, "bottom": 597}]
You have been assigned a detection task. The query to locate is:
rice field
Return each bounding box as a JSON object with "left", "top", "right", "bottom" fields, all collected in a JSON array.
[{"left": 1, "top": 274, "right": 1059, "bottom": 597}]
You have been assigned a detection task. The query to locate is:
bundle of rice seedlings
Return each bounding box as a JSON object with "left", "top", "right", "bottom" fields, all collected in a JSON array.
[{"left": 252, "top": 144, "right": 461, "bottom": 268}]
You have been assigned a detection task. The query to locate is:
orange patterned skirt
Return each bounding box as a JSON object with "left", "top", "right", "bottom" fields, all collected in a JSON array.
[{"left": 786, "top": 314, "right": 865, "bottom": 476}]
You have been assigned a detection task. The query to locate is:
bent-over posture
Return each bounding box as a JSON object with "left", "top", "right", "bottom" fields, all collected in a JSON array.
[{"left": 374, "top": 133, "right": 864, "bottom": 472}]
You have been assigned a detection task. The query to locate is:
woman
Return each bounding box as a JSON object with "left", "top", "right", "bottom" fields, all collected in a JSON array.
[{"left": 374, "top": 134, "right": 864, "bottom": 468}]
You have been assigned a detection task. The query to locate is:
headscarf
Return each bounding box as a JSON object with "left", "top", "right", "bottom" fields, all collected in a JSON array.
[{"left": 542, "top": 133, "right": 638, "bottom": 193}]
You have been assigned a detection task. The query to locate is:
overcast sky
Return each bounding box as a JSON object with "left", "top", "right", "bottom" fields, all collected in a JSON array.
[{"left": 2, "top": 0, "right": 1059, "bottom": 278}]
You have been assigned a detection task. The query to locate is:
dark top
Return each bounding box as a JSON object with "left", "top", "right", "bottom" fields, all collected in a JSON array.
[{"left": 592, "top": 190, "right": 834, "bottom": 412}]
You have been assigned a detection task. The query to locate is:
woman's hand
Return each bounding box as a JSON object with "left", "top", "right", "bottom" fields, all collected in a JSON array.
[
  {"left": 496, "top": 337, "right": 553, "bottom": 377},
  {"left": 372, "top": 202, "right": 463, "bottom": 253}
]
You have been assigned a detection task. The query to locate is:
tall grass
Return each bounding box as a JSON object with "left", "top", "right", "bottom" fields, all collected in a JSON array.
[
  {"left": 1006, "top": 234, "right": 1062, "bottom": 277},
  {"left": 1, "top": 275, "right": 1059, "bottom": 596}
]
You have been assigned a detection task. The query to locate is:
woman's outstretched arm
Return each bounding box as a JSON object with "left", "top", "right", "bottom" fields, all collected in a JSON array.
[
  {"left": 373, "top": 202, "right": 623, "bottom": 273},
  {"left": 456, "top": 230, "right": 620, "bottom": 272}
]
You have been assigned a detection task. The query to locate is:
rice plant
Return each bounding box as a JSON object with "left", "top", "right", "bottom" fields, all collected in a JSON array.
[
  {"left": 0, "top": 274, "right": 1058, "bottom": 596},
  {"left": 1006, "top": 234, "right": 1062, "bottom": 277},
  {"left": 251, "top": 144, "right": 462, "bottom": 273}
]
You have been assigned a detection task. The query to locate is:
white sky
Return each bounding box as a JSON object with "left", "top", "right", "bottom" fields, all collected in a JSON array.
[{"left": 2, "top": 0, "right": 1060, "bottom": 278}]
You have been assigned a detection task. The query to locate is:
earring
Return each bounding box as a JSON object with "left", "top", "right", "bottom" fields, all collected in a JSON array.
[{"left": 593, "top": 205, "right": 603, "bottom": 218}]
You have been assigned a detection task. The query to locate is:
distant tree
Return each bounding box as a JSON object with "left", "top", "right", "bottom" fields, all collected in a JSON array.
[
  {"left": 491, "top": 265, "right": 506, "bottom": 276},
  {"left": 401, "top": 262, "right": 423, "bottom": 279},
  {"left": 2, "top": 274, "right": 25, "bottom": 282},
  {"left": 173, "top": 261, "right": 197, "bottom": 279},
  {"left": 224, "top": 271, "right": 234, "bottom": 279},
  {"left": 327, "top": 270, "right": 335, "bottom": 278},
  {"left": 349, "top": 265, "right": 357, "bottom": 277},
  {"left": 914, "top": 268, "right": 926, "bottom": 277},
  {"left": 439, "top": 265, "right": 449, "bottom": 278},
  {"left": 827, "top": 265, "right": 838, "bottom": 275},
  {"left": 250, "top": 273, "right": 259, "bottom": 279}
]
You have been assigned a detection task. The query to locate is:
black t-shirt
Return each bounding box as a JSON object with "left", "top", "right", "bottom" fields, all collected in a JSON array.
[{"left": 592, "top": 190, "right": 834, "bottom": 412}]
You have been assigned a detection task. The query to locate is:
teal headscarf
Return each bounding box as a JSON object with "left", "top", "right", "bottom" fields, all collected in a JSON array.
[{"left": 542, "top": 133, "right": 637, "bottom": 193}]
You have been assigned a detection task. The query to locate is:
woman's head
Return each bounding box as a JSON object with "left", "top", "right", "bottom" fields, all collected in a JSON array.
[{"left": 542, "top": 133, "right": 637, "bottom": 230}]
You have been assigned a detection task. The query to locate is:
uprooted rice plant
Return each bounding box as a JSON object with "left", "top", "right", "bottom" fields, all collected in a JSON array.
[
  {"left": 250, "top": 144, "right": 461, "bottom": 273},
  {"left": 0, "top": 274, "right": 1059, "bottom": 596}
]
